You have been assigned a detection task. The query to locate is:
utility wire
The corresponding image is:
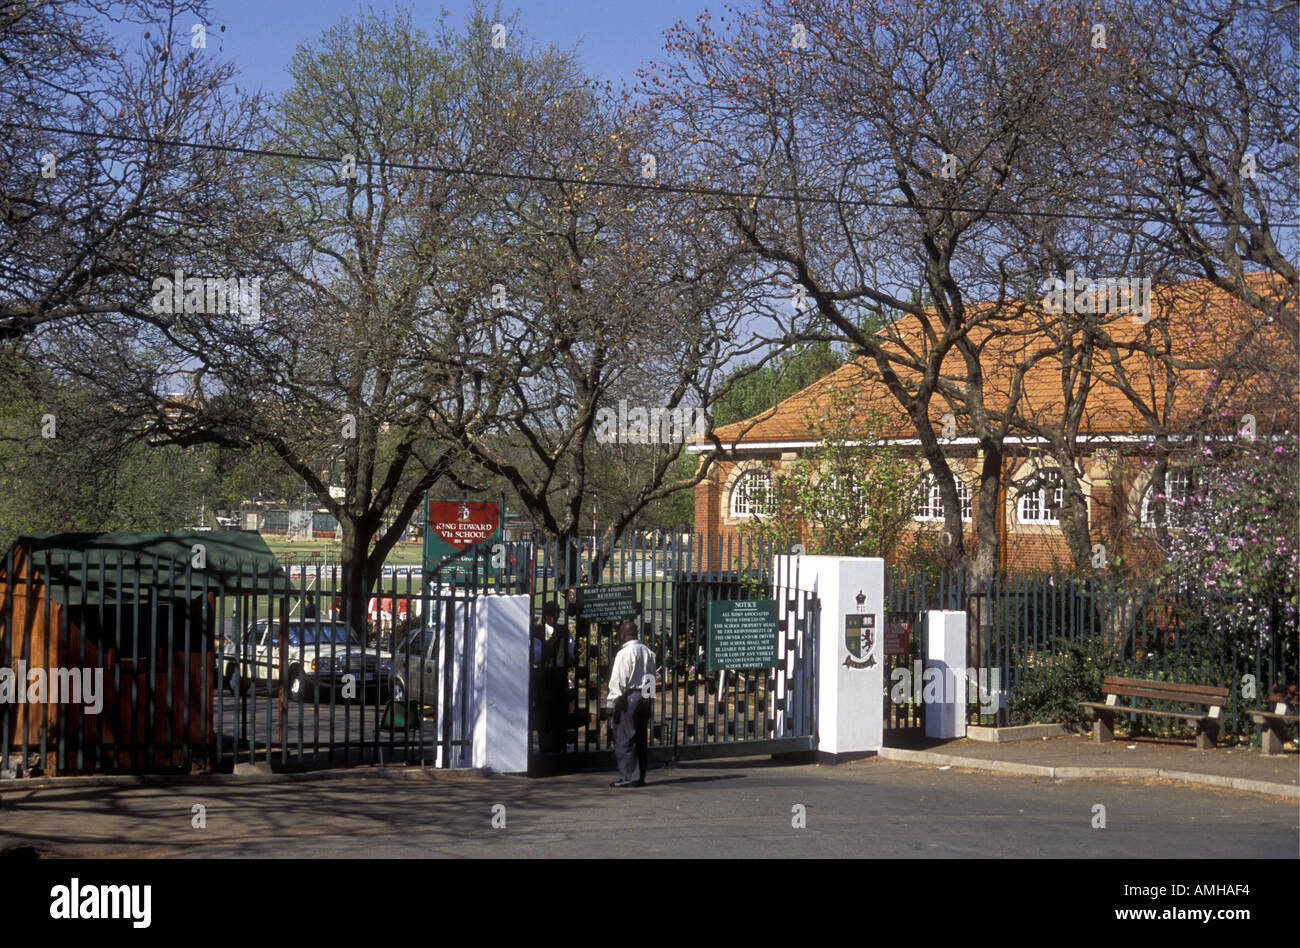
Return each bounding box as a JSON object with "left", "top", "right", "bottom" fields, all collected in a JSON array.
[{"left": 12, "top": 121, "right": 1297, "bottom": 229}]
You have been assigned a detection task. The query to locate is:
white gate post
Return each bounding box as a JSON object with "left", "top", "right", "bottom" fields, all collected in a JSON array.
[
  {"left": 775, "top": 555, "right": 885, "bottom": 761},
  {"left": 925, "top": 609, "right": 967, "bottom": 739},
  {"left": 435, "top": 593, "right": 530, "bottom": 772}
]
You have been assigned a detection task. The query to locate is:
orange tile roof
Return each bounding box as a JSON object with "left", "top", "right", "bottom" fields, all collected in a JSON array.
[{"left": 707, "top": 275, "right": 1296, "bottom": 446}]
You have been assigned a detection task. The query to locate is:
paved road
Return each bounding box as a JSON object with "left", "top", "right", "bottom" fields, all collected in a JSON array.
[
  {"left": 214, "top": 695, "right": 441, "bottom": 768},
  {"left": 2, "top": 757, "right": 1294, "bottom": 859}
]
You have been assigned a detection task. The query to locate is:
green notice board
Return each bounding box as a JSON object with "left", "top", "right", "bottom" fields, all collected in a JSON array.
[
  {"left": 575, "top": 583, "right": 640, "bottom": 624},
  {"left": 707, "top": 599, "right": 779, "bottom": 671}
]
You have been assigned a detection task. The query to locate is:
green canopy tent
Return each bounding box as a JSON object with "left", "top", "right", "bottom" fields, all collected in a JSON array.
[{"left": 0, "top": 531, "right": 284, "bottom": 775}]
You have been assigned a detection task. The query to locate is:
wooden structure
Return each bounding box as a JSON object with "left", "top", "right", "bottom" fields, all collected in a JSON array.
[
  {"left": 1080, "top": 675, "right": 1229, "bottom": 750},
  {"left": 1249, "top": 684, "right": 1298, "bottom": 756},
  {"left": 0, "top": 531, "right": 281, "bottom": 775}
]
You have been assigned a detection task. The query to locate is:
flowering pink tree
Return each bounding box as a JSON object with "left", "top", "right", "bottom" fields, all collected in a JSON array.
[{"left": 1160, "top": 433, "right": 1298, "bottom": 637}]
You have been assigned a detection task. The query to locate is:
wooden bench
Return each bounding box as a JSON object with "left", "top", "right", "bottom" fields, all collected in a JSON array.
[
  {"left": 1080, "top": 676, "right": 1228, "bottom": 750},
  {"left": 1249, "top": 685, "right": 1299, "bottom": 756}
]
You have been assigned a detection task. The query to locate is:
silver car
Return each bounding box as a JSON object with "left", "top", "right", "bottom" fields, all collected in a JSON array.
[
  {"left": 222, "top": 619, "right": 394, "bottom": 701},
  {"left": 391, "top": 624, "right": 439, "bottom": 706}
]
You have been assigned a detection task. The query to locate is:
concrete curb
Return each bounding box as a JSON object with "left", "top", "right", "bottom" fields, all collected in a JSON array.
[
  {"left": 967, "top": 724, "right": 1067, "bottom": 743},
  {"left": 876, "top": 747, "right": 1299, "bottom": 799},
  {"left": 0, "top": 764, "right": 492, "bottom": 792},
  {"left": 1157, "top": 769, "right": 1300, "bottom": 799}
]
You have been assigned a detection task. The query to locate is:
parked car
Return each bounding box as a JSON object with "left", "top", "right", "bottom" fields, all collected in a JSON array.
[
  {"left": 222, "top": 619, "right": 394, "bottom": 701},
  {"left": 391, "top": 625, "right": 439, "bottom": 706}
]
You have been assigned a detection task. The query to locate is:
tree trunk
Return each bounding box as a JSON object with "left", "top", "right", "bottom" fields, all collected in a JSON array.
[
  {"left": 1057, "top": 461, "right": 1094, "bottom": 574},
  {"left": 338, "top": 516, "right": 374, "bottom": 645},
  {"left": 972, "top": 444, "right": 1003, "bottom": 583},
  {"left": 963, "top": 445, "right": 1005, "bottom": 683}
]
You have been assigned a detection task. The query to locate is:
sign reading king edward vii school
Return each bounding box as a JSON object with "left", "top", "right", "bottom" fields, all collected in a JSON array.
[{"left": 422, "top": 497, "right": 503, "bottom": 582}]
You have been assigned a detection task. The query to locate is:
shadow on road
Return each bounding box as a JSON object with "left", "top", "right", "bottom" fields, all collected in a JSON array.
[{"left": 643, "top": 774, "right": 746, "bottom": 786}]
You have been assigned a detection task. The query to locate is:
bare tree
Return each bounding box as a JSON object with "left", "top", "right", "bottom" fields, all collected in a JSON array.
[
  {"left": 1, "top": 0, "right": 256, "bottom": 338},
  {"left": 1003, "top": 0, "right": 1299, "bottom": 572},
  {"left": 421, "top": 77, "right": 770, "bottom": 581},
  {"left": 1115, "top": 0, "right": 1297, "bottom": 336},
  {"left": 34, "top": 6, "right": 584, "bottom": 632},
  {"left": 652, "top": 0, "right": 1121, "bottom": 581}
]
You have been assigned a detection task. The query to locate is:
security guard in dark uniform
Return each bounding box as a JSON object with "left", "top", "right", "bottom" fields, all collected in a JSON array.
[{"left": 531, "top": 601, "right": 571, "bottom": 753}]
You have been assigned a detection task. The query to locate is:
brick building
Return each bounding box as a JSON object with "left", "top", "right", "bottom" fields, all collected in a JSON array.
[{"left": 690, "top": 276, "right": 1295, "bottom": 573}]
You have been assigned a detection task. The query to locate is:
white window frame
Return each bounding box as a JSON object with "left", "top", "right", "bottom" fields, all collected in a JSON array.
[
  {"left": 914, "top": 473, "right": 972, "bottom": 522},
  {"left": 1140, "top": 468, "right": 1193, "bottom": 528},
  {"left": 730, "top": 469, "right": 774, "bottom": 518},
  {"left": 1017, "top": 469, "right": 1064, "bottom": 525}
]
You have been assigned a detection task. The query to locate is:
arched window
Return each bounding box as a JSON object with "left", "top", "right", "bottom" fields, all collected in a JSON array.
[
  {"left": 1017, "top": 469, "right": 1063, "bottom": 524},
  {"left": 730, "top": 470, "right": 774, "bottom": 518},
  {"left": 1140, "top": 468, "right": 1194, "bottom": 527},
  {"left": 914, "top": 473, "right": 972, "bottom": 522}
]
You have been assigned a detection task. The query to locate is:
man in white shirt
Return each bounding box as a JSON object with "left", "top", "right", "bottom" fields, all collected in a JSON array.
[{"left": 606, "top": 618, "right": 657, "bottom": 787}]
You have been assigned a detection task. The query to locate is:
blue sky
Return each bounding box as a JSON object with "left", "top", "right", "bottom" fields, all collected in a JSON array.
[{"left": 203, "top": 0, "right": 718, "bottom": 97}]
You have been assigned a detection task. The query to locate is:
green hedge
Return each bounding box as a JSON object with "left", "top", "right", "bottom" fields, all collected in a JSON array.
[{"left": 1009, "top": 635, "right": 1114, "bottom": 732}]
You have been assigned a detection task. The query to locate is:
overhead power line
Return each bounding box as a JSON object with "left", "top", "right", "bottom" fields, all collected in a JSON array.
[{"left": 12, "top": 121, "right": 1297, "bottom": 229}]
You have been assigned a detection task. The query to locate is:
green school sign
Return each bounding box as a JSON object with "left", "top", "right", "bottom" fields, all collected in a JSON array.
[{"left": 422, "top": 497, "right": 504, "bottom": 583}]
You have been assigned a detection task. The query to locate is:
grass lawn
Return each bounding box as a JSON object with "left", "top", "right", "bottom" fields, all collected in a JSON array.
[
  {"left": 235, "top": 539, "right": 695, "bottom": 628},
  {"left": 260, "top": 537, "right": 424, "bottom": 566}
]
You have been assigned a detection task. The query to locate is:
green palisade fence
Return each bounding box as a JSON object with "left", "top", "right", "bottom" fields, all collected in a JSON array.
[{"left": 884, "top": 565, "right": 1295, "bottom": 739}]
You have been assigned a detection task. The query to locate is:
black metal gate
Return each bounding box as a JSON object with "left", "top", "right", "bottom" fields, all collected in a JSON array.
[
  {"left": 213, "top": 567, "right": 505, "bottom": 772},
  {"left": 527, "top": 533, "right": 819, "bottom": 768}
]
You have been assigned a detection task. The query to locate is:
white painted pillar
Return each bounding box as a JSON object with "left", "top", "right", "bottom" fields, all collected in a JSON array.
[
  {"left": 435, "top": 593, "right": 530, "bottom": 773},
  {"left": 777, "top": 556, "right": 885, "bottom": 757},
  {"left": 925, "top": 609, "right": 967, "bottom": 739},
  {"left": 474, "top": 595, "right": 530, "bottom": 773}
]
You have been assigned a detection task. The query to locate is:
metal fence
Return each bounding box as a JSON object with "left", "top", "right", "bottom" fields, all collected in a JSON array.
[
  {"left": 6, "top": 541, "right": 1290, "bottom": 776},
  {"left": 0, "top": 550, "right": 508, "bottom": 776},
  {"left": 883, "top": 566, "right": 1297, "bottom": 738},
  {"left": 0, "top": 533, "right": 817, "bottom": 777},
  {"left": 525, "top": 532, "right": 819, "bottom": 765}
]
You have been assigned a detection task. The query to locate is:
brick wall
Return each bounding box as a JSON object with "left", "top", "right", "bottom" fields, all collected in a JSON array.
[{"left": 693, "top": 447, "right": 1176, "bottom": 575}]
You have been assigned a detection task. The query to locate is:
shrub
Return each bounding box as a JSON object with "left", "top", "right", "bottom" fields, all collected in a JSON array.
[
  {"left": 1162, "top": 434, "right": 1298, "bottom": 640},
  {"left": 1009, "top": 635, "right": 1115, "bottom": 731}
]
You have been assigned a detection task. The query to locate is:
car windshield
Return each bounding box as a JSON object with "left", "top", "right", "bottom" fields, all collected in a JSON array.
[
  {"left": 400, "top": 629, "right": 434, "bottom": 655},
  {"left": 288, "top": 624, "right": 353, "bottom": 647}
]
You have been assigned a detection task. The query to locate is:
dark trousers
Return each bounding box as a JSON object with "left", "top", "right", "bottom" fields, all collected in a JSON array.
[
  {"left": 533, "top": 667, "right": 570, "bottom": 754},
  {"left": 613, "top": 692, "right": 651, "bottom": 783}
]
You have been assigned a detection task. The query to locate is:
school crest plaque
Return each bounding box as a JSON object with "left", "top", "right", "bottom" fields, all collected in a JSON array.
[{"left": 843, "top": 589, "right": 877, "bottom": 669}]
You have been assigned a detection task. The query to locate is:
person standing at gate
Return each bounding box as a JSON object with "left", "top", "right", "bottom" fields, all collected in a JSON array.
[
  {"left": 605, "top": 618, "right": 657, "bottom": 787},
  {"left": 531, "top": 601, "right": 571, "bottom": 753},
  {"left": 532, "top": 601, "right": 570, "bottom": 667}
]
